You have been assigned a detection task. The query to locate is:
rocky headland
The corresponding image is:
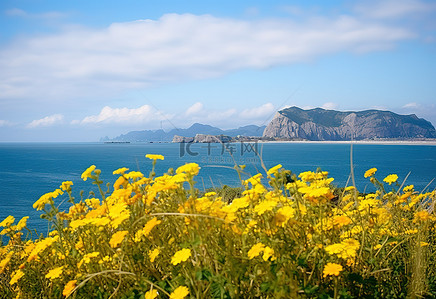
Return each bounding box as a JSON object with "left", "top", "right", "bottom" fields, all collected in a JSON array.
[{"left": 262, "top": 107, "right": 436, "bottom": 141}]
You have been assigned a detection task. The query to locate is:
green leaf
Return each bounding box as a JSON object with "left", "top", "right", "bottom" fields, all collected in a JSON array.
[
  {"left": 196, "top": 269, "right": 213, "bottom": 281},
  {"left": 302, "top": 284, "right": 319, "bottom": 295},
  {"left": 260, "top": 282, "right": 270, "bottom": 292}
]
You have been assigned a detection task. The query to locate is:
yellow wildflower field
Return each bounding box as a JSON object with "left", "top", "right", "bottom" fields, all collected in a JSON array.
[{"left": 0, "top": 158, "right": 435, "bottom": 298}]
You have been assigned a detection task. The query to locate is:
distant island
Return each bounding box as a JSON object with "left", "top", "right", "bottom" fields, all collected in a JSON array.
[
  {"left": 102, "top": 107, "right": 436, "bottom": 143},
  {"left": 101, "top": 123, "right": 266, "bottom": 143}
]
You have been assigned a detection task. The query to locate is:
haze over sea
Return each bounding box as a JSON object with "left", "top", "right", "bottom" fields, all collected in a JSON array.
[{"left": 1, "top": 142, "right": 435, "bottom": 234}]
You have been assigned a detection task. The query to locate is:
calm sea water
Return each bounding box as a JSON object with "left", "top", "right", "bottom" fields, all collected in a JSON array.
[{"left": 0, "top": 142, "right": 435, "bottom": 234}]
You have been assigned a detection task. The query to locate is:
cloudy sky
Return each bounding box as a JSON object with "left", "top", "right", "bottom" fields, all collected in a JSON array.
[{"left": 1, "top": 0, "right": 435, "bottom": 141}]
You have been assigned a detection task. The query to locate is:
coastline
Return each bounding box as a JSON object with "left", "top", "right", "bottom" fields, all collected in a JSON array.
[
  {"left": 1, "top": 140, "right": 436, "bottom": 146},
  {"left": 257, "top": 140, "right": 436, "bottom": 146}
]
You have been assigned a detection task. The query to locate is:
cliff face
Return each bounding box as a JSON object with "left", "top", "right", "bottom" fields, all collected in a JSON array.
[
  {"left": 263, "top": 107, "right": 436, "bottom": 141},
  {"left": 172, "top": 135, "right": 194, "bottom": 143}
]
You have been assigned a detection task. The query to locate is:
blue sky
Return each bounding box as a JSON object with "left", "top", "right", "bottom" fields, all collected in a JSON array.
[{"left": 0, "top": 0, "right": 435, "bottom": 141}]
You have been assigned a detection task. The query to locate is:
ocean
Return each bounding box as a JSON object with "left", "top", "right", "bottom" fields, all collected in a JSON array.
[{"left": 0, "top": 142, "right": 435, "bottom": 234}]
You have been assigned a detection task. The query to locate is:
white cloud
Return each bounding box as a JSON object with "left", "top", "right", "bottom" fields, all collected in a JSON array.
[
  {"left": 279, "top": 105, "right": 293, "bottom": 110},
  {"left": 240, "top": 103, "right": 275, "bottom": 119},
  {"left": 73, "top": 103, "right": 265, "bottom": 129},
  {"left": 0, "top": 120, "right": 13, "bottom": 127},
  {"left": 176, "top": 105, "right": 237, "bottom": 126},
  {"left": 0, "top": 12, "right": 415, "bottom": 102},
  {"left": 185, "top": 104, "right": 237, "bottom": 122},
  {"left": 76, "top": 105, "right": 168, "bottom": 125},
  {"left": 27, "top": 114, "right": 64, "bottom": 128},
  {"left": 206, "top": 108, "right": 237, "bottom": 121},
  {"left": 370, "top": 105, "right": 389, "bottom": 111},
  {"left": 185, "top": 102, "right": 204, "bottom": 116},
  {"left": 322, "top": 102, "right": 339, "bottom": 110},
  {"left": 173, "top": 103, "right": 276, "bottom": 129},
  {"left": 402, "top": 102, "right": 420, "bottom": 109}
]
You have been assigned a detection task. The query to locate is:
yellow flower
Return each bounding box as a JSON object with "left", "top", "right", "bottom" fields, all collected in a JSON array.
[
  {"left": 69, "top": 202, "right": 87, "bottom": 215},
  {"left": 148, "top": 248, "right": 160, "bottom": 262},
  {"left": 325, "top": 243, "right": 343, "bottom": 255},
  {"left": 98, "top": 255, "right": 112, "bottom": 265},
  {"left": 299, "top": 171, "right": 315, "bottom": 182},
  {"left": 10, "top": 270, "right": 25, "bottom": 285},
  {"left": 27, "top": 236, "right": 59, "bottom": 262},
  {"left": 254, "top": 200, "right": 277, "bottom": 215},
  {"left": 248, "top": 242, "right": 265, "bottom": 259},
  {"left": 333, "top": 215, "right": 352, "bottom": 227},
  {"left": 109, "top": 231, "right": 129, "bottom": 248},
  {"left": 0, "top": 252, "right": 14, "bottom": 272},
  {"left": 0, "top": 215, "right": 15, "bottom": 227},
  {"left": 244, "top": 173, "right": 263, "bottom": 186},
  {"left": 145, "top": 289, "right": 158, "bottom": 299},
  {"left": 414, "top": 210, "right": 430, "bottom": 223},
  {"left": 85, "top": 198, "right": 100, "bottom": 209},
  {"left": 113, "top": 176, "right": 127, "bottom": 190},
  {"left": 170, "top": 286, "right": 189, "bottom": 299},
  {"left": 45, "top": 266, "right": 64, "bottom": 280},
  {"left": 383, "top": 174, "right": 398, "bottom": 185},
  {"left": 63, "top": 280, "right": 77, "bottom": 297},
  {"left": 267, "top": 164, "right": 282, "bottom": 174},
  {"left": 342, "top": 201, "right": 354, "bottom": 212},
  {"left": 341, "top": 238, "right": 360, "bottom": 258},
  {"left": 135, "top": 217, "right": 162, "bottom": 242},
  {"left": 323, "top": 263, "right": 343, "bottom": 277},
  {"left": 274, "top": 206, "right": 295, "bottom": 227},
  {"left": 81, "top": 165, "right": 96, "bottom": 181},
  {"left": 403, "top": 185, "right": 414, "bottom": 192},
  {"left": 146, "top": 154, "right": 164, "bottom": 161},
  {"left": 33, "top": 189, "right": 63, "bottom": 210},
  {"left": 60, "top": 181, "right": 73, "bottom": 191},
  {"left": 326, "top": 239, "right": 360, "bottom": 260},
  {"left": 125, "top": 171, "right": 144, "bottom": 180},
  {"left": 108, "top": 202, "right": 130, "bottom": 229},
  {"left": 364, "top": 168, "right": 377, "bottom": 178},
  {"left": 243, "top": 220, "right": 258, "bottom": 234},
  {"left": 171, "top": 248, "right": 192, "bottom": 265},
  {"left": 78, "top": 252, "right": 100, "bottom": 268},
  {"left": 113, "top": 167, "right": 129, "bottom": 175},
  {"left": 359, "top": 198, "right": 379, "bottom": 211},
  {"left": 253, "top": 183, "right": 267, "bottom": 195},
  {"left": 176, "top": 163, "right": 200, "bottom": 176},
  {"left": 299, "top": 185, "right": 334, "bottom": 203},
  {"left": 226, "top": 196, "right": 250, "bottom": 213},
  {"left": 263, "top": 246, "right": 275, "bottom": 261}
]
